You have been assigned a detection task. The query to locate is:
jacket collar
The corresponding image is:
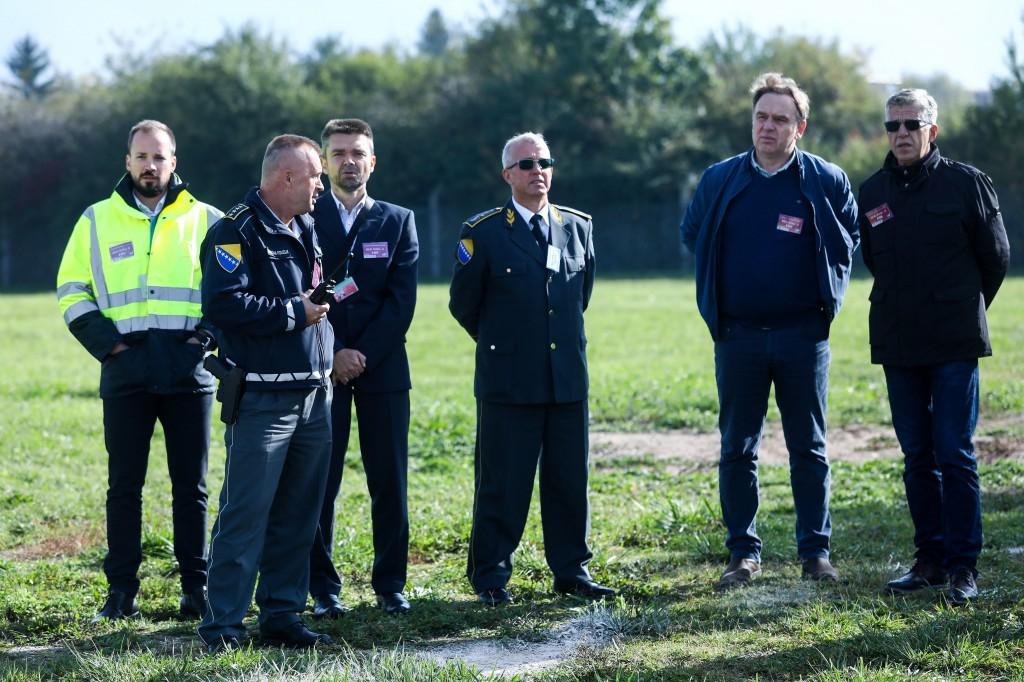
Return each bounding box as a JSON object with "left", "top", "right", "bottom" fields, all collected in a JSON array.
[
  {"left": 113, "top": 172, "right": 188, "bottom": 214},
  {"left": 883, "top": 143, "right": 940, "bottom": 188},
  {"left": 245, "top": 186, "right": 315, "bottom": 237}
]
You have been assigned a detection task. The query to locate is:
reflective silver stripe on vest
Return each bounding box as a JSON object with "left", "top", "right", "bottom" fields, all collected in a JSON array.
[
  {"left": 57, "top": 281, "right": 93, "bottom": 300},
  {"left": 94, "top": 286, "right": 202, "bottom": 308},
  {"left": 113, "top": 315, "right": 201, "bottom": 334},
  {"left": 85, "top": 206, "right": 111, "bottom": 303},
  {"left": 63, "top": 300, "right": 100, "bottom": 325},
  {"left": 244, "top": 369, "right": 330, "bottom": 383},
  {"left": 206, "top": 206, "right": 223, "bottom": 226}
]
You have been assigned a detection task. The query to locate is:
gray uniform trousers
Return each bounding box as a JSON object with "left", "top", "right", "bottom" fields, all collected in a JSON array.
[{"left": 198, "top": 385, "right": 331, "bottom": 644}]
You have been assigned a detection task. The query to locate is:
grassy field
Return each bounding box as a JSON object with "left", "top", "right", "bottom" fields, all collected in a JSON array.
[{"left": 0, "top": 278, "right": 1022, "bottom": 680}]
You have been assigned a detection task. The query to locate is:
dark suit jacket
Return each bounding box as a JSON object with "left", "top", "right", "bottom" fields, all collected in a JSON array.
[
  {"left": 312, "top": 194, "right": 418, "bottom": 393},
  {"left": 449, "top": 199, "right": 595, "bottom": 404}
]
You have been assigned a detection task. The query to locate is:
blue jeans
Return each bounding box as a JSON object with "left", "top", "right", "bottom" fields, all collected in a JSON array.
[
  {"left": 714, "top": 318, "right": 832, "bottom": 561},
  {"left": 883, "top": 361, "right": 982, "bottom": 571}
]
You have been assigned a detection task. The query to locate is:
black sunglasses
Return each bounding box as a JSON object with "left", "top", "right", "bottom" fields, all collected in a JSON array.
[
  {"left": 884, "top": 119, "right": 932, "bottom": 133},
  {"left": 506, "top": 157, "right": 555, "bottom": 171}
]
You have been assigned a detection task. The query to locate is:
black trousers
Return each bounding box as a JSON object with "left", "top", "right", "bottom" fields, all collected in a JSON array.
[
  {"left": 102, "top": 391, "right": 212, "bottom": 594},
  {"left": 309, "top": 386, "right": 409, "bottom": 596},
  {"left": 467, "top": 400, "right": 593, "bottom": 592}
]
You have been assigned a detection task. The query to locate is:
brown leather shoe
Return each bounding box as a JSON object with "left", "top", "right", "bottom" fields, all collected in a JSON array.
[
  {"left": 715, "top": 557, "right": 761, "bottom": 590},
  {"left": 802, "top": 556, "right": 839, "bottom": 581}
]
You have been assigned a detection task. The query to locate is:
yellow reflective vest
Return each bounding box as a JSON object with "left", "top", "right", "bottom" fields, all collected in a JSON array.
[{"left": 57, "top": 175, "right": 222, "bottom": 396}]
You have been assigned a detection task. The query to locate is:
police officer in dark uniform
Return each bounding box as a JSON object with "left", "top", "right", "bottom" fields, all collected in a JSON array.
[
  {"left": 449, "top": 132, "right": 614, "bottom": 606},
  {"left": 198, "top": 135, "right": 334, "bottom": 653}
]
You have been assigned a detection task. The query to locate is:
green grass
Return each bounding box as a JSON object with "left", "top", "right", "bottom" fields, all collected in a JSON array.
[{"left": 1, "top": 278, "right": 1022, "bottom": 680}]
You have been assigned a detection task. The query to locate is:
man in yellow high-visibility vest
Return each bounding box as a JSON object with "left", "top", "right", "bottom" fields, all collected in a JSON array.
[{"left": 56, "top": 120, "right": 222, "bottom": 623}]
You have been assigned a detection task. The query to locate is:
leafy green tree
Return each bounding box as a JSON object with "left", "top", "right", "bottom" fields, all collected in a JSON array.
[{"left": 5, "top": 35, "right": 56, "bottom": 99}]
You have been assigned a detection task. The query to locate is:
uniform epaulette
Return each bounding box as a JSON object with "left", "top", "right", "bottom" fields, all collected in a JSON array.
[
  {"left": 552, "top": 204, "right": 591, "bottom": 221},
  {"left": 224, "top": 203, "right": 251, "bottom": 221},
  {"left": 465, "top": 207, "right": 502, "bottom": 228},
  {"left": 945, "top": 158, "right": 985, "bottom": 179}
]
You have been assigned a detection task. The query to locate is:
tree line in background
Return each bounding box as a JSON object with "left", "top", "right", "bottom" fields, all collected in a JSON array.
[{"left": 1, "top": 0, "right": 1020, "bottom": 287}]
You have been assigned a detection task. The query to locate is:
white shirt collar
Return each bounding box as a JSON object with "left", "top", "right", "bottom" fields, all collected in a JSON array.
[
  {"left": 511, "top": 198, "right": 549, "bottom": 237},
  {"left": 751, "top": 148, "right": 798, "bottom": 178},
  {"left": 332, "top": 192, "right": 374, "bottom": 233},
  {"left": 134, "top": 192, "right": 167, "bottom": 219}
]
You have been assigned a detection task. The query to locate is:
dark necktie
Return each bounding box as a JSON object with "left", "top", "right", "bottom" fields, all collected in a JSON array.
[{"left": 530, "top": 214, "right": 547, "bottom": 252}]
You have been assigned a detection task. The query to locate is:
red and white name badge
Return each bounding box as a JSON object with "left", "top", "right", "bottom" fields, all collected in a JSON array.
[
  {"left": 776, "top": 214, "right": 804, "bottom": 234},
  {"left": 866, "top": 203, "right": 894, "bottom": 227}
]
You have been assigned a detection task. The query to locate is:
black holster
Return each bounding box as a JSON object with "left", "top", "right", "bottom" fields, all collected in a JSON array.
[{"left": 203, "top": 355, "right": 246, "bottom": 424}]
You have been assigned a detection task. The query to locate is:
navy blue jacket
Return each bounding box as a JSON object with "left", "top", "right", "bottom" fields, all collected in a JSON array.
[
  {"left": 449, "top": 200, "right": 595, "bottom": 404},
  {"left": 681, "top": 148, "right": 860, "bottom": 341},
  {"left": 312, "top": 194, "right": 418, "bottom": 393},
  {"left": 200, "top": 187, "right": 334, "bottom": 391}
]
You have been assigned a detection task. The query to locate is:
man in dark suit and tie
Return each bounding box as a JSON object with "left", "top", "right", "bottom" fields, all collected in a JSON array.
[
  {"left": 308, "top": 118, "right": 419, "bottom": 616},
  {"left": 449, "top": 132, "right": 614, "bottom": 606}
]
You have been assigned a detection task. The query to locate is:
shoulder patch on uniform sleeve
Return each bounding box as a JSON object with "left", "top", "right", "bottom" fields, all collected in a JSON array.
[
  {"left": 215, "top": 244, "right": 242, "bottom": 272},
  {"left": 465, "top": 207, "right": 502, "bottom": 229},
  {"left": 224, "top": 203, "right": 251, "bottom": 221},
  {"left": 552, "top": 204, "right": 591, "bottom": 221},
  {"left": 456, "top": 239, "right": 474, "bottom": 265}
]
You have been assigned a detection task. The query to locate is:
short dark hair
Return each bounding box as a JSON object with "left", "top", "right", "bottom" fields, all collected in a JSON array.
[
  {"left": 750, "top": 72, "right": 810, "bottom": 122},
  {"left": 320, "top": 118, "right": 374, "bottom": 151},
  {"left": 127, "top": 119, "right": 176, "bottom": 153}
]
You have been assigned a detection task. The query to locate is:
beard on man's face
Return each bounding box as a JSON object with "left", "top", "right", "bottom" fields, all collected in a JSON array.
[{"left": 132, "top": 172, "right": 166, "bottom": 198}]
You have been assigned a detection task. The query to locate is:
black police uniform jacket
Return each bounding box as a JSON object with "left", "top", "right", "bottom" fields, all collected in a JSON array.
[
  {"left": 200, "top": 187, "right": 334, "bottom": 390},
  {"left": 312, "top": 194, "right": 418, "bottom": 393},
  {"left": 449, "top": 200, "right": 595, "bottom": 404},
  {"left": 858, "top": 145, "right": 1010, "bottom": 367}
]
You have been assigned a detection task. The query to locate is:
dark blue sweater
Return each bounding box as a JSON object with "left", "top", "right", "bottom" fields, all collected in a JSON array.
[{"left": 717, "top": 163, "right": 820, "bottom": 324}]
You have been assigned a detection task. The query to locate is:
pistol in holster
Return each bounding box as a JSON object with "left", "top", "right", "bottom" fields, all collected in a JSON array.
[{"left": 203, "top": 355, "right": 246, "bottom": 424}]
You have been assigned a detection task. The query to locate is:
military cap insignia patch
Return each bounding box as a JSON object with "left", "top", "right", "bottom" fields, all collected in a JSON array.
[
  {"left": 216, "top": 244, "right": 242, "bottom": 272},
  {"left": 456, "top": 239, "right": 474, "bottom": 265},
  {"left": 506, "top": 209, "right": 515, "bottom": 225}
]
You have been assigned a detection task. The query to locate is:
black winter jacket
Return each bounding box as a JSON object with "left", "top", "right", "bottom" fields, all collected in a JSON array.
[{"left": 858, "top": 146, "right": 1010, "bottom": 366}]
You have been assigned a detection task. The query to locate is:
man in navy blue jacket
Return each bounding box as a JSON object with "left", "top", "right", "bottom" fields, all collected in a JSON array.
[
  {"left": 198, "top": 134, "right": 334, "bottom": 653},
  {"left": 681, "top": 73, "right": 859, "bottom": 590},
  {"left": 307, "top": 119, "right": 419, "bottom": 617}
]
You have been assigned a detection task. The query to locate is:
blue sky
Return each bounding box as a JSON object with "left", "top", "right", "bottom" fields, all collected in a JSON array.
[{"left": 4, "top": 0, "right": 1018, "bottom": 91}]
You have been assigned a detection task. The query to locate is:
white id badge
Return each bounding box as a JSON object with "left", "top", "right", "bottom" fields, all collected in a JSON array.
[{"left": 546, "top": 245, "right": 562, "bottom": 271}]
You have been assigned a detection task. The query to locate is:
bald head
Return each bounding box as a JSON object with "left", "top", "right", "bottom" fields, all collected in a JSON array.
[{"left": 258, "top": 134, "right": 324, "bottom": 224}]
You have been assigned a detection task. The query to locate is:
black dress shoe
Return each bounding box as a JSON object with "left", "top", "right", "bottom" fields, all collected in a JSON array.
[
  {"left": 553, "top": 578, "right": 617, "bottom": 600},
  {"left": 91, "top": 590, "right": 140, "bottom": 623},
  {"left": 261, "top": 622, "right": 333, "bottom": 648},
  {"left": 206, "top": 634, "right": 242, "bottom": 655},
  {"left": 715, "top": 557, "right": 761, "bottom": 590},
  {"left": 886, "top": 561, "right": 946, "bottom": 594},
  {"left": 312, "top": 593, "right": 351, "bottom": 619},
  {"left": 477, "top": 587, "right": 512, "bottom": 606},
  {"left": 180, "top": 586, "right": 209, "bottom": 619},
  {"left": 946, "top": 567, "right": 978, "bottom": 606},
  {"left": 376, "top": 592, "right": 411, "bottom": 615}
]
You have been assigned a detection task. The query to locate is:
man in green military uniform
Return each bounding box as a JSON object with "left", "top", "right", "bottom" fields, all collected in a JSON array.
[{"left": 449, "top": 132, "right": 614, "bottom": 606}]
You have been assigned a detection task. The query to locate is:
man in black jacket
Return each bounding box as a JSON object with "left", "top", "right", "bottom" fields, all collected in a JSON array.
[
  {"left": 308, "top": 119, "right": 418, "bottom": 617},
  {"left": 858, "top": 88, "right": 1010, "bottom": 605},
  {"left": 449, "top": 132, "right": 613, "bottom": 606}
]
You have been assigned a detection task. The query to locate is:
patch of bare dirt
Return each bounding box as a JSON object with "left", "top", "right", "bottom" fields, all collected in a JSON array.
[
  {"left": 1, "top": 522, "right": 103, "bottom": 561},
  {"left": 591, "top": 416, "right": 1024, "bottom": 469}
]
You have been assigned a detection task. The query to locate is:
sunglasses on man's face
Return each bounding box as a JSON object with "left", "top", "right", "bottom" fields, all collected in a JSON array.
[
  {"left": 506, "top": 157, "right": 555, "bottom": 171},
  {"left": 884, "top": 119, "right": 932, "bottom": 133}
]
